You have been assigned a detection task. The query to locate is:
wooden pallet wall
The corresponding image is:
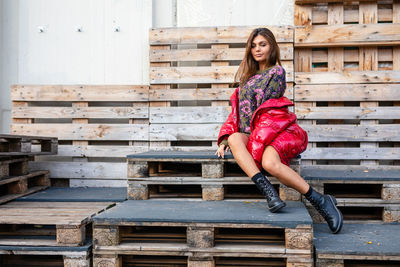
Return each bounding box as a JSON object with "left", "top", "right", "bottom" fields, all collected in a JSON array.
[
  {"left": 294, "top": 0, "right": 400, "bottom": 172},
  {"left": 11, "top": 85, "right": 149, "bottom": 186},
  {"left": 149, "top": 26, "right": 294, "bottom": 151}
]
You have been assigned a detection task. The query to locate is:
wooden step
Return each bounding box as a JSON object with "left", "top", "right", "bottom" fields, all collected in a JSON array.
[
  {"left": 127, "top": 151, "right": 301, "bottom": 201},
  {"left": 93, "top": 200, "right": 313, "bottom": 267},
  {"left": 0, "top": 242, "right": 91, "bottom": 267},
  {"left": 0, "top": 201, "right": 114, "bottom": 247},
  {"left": 314, "top": 223, "right": 400, "bottom": 267},
  {"left": 0, "top": 134, "right": 57, "bottom": 156},
  {"left": 0, "top": 170, "right": 50, "bottom": 205}
]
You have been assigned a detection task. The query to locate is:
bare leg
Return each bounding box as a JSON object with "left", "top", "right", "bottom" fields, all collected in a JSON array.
[
  {"left": 261, "top": 146, "right": 310, "bottom": 194},
  {"left": 228, "top": 133, "right": 260, "bottom": 178}
]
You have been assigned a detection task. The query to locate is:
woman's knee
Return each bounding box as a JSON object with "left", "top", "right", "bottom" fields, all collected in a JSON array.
[
  {"left": 262, "top": 158, "right": 282, "bottom": 175},
  {"left": 228, "top": 133, "right": 245, "bottom": 147}
]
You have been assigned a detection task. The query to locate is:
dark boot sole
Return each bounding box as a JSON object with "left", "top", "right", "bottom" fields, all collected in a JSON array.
[
  {"left": 327, "top": 195, "right": 343, "bottom": 234},
  {"left": 269, "top": 201, "right": 286, "bottom": 213}
]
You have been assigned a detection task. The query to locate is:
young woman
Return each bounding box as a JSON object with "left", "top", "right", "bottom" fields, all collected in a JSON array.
[{"left": 216, "top": 28, "right": 343, "bottom": 234}]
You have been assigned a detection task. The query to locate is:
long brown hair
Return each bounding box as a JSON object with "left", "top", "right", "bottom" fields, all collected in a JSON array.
[{"left": 235, "top": 28, "right": 282, "bottom": 87}]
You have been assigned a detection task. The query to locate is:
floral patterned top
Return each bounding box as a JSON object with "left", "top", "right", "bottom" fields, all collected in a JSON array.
[{"left": 238, "top": 65, "right": 286, "bottom": 134}]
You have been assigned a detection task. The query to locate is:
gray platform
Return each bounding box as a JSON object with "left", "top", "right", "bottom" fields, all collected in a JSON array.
[
  {"left": 302, "top": 169, "right": 400, "bottom": 181},
  {"left": 15, "top": 187, "right": 126, "bottom": 202},
  {"left": 93, "top": 200, "right": 312, "bottom": 228},
  {"left": 127, "top": 150, "right": 301, "bottom": 160},
  {"left": 314, "top": 223, "right": 400, "bottom": 257}
]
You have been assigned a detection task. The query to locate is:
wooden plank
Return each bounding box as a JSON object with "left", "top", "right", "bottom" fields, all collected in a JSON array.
[
  {"left": 359, "top": 1, "right": 379, "bottom": 167},
  {"left": 295, "top": 24, "right": 400, "bottom": 47},
  {"left": 150, "top": 44, "right": 293, "bottom": 62},
  {"left": 149, "top": 123, "right": 400, "bottom": 142},
  {"left": 149, "top": 26, "right": 293, "bottom": 45},
  {"left": 295, "top": 106, "right": 400, "bottom": 120},
  {"left": 149, "top": 84, "right": 294, "bottom": 101},
  {"left": 48, "top": 145, "right": 148, "bottom": 158},
  {"left": 149, "top": 44, "right": 171, "bottom": 149},
  {"left": 300, "top": 124, "right": 400, "bottom": 142},
  {"left": 311, "top": 47, "right": 393, "bottom": 64},
  {"left": 12, "top": 106, "right": 148, "bottom": 119},
  {"left": 301, "top": 165, "right": 400, "bottom": 172},
  {"left": 294, "top": 4, "right": 312, "bottom": 26},
  {"left": 149, "top": 124, "right": 221, "bottom": 141},
  {"left": 10, "top": 124, "right": 148, "bottom": 141},
  {"left": 295, "top": 84, "right": 400, "bottom": 101},
  {"left": 29, "top": 162, "right": 127, "bottom": 179},
  {"left": 150, "top": 62, "right": 294, "bottom": 84},
  {"left": 150, "top": 106, "right": 231, "bottom": 124},
  {"left": 11, "top": 85, "right": 148, "bottom": 102},
  {"left": 295, "top": 71, "right": 400, "bottom": 84},
  {"left": 301, "top": 147, "right": 400, "bottom": 160}
]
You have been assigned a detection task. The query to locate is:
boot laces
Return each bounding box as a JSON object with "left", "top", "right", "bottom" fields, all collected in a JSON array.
[
  {"left": 309, "top": 196, "right": 330, "bottom": 219},
  {"left": 257, "top": 177, "right": 275, "bottom": 200}
]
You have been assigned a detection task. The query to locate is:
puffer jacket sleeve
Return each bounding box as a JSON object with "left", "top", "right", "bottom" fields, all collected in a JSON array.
[
  {"left": 247, "top": 109, "right": 295, "bottom": 167},
  {"left": 217, "top": 110, "right": 236, "bottom": 146}
]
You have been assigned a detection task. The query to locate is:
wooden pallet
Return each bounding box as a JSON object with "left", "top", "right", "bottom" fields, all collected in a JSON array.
[
  {"left": 127, "top": 151, "right": 301, "bottom": 201},
  {"left": 11, "top": 85, "right": 149, "bottom": 187},
  {"left": 314, "top": 223, "right": 400, "bottom": 267},
  {"left": 0, "top": 244, "right": 91, "bottom": 267},
  {"left": 92, "top": 200, "right": 313, "bottom": 267},
  {"left": 0, "top": 134, "right": 57, "bottom": 156},
  {"left": 294, "top": 0, "right": 400, "bottom": 172},
  {"left": 98, "top": 255, "right": 291, "bottom": 267},
  {"left": 0, "top": 201, "right": 114, "bottom": 247},
  {"left": 301, "top": 169, "right": 400, "bottom": 223},
  {"left": 149, "top": 26, "right": 294, "bottom": 151},
  {"left": 0, "top": 170, "right": 50, "bottom": 205}
]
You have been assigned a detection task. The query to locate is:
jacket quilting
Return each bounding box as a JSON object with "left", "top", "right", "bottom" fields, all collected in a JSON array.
[{"left": 217, "top": 88, "right": 308, "bottom": 169}]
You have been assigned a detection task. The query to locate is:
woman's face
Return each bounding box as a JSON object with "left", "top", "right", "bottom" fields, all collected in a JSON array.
[{"left": 251, "top": 34, "right": 270, "bottom": 64}]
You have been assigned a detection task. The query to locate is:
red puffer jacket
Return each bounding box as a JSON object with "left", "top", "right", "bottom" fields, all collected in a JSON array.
[{"left": 217, "top": 88, "right": 308, "bottom": 169}]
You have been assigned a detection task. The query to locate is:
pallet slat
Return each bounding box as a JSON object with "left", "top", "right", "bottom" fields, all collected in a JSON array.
[{"left": 295, "top": 24, "right": 400, "bottom": 47}]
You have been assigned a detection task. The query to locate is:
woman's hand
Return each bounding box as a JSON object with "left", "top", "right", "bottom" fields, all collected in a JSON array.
[{"left": 215, "top": 144, "right": 230, "bottom": 158}]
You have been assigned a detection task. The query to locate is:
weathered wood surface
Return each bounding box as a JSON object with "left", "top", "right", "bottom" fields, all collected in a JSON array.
[
  {"left": 149, "top": 26, "right": 294, "bottom": 44},
  {"left": 149, "top": 84, "right": 294, "bottom": 101},
  {"left": 11, "top": 85, "right": 148, "bottom": 102},
  {"left": 12, "top": 106, "right": 148, "bottom": 119},
  {"left": 29, "top": 162, "right": 127, "bottom": 179},
  {"left": 47, "top": 145, "right": 148, "bottom": 158},
  {"left": 149, "top": 123, "right": 400, "bottom": 142},
  {"left": 295, "top": 83, "right": 400, "bottom": 102},
  {"left": 295, "top": 24, "right": 400, "bottom": 47},
  {"left": 11, "top": 124, "right": 148, "bottom": 141},
  {"left": 150, "top": 44, "right": 293, "bottom": 62},
  {"left": 301, "top": 147, "right": 400, "bottom": 160},
  {"left": 0, "top": 134, "right": 57, "bottom": 155},
  {"left": 296, "top": 106, "right": 400, "bottom": 120},
  {"left": 295, "top": 71, "right": 400, "bottom": 84},
  {"left": 150, "top": 106, "right": 230, "bottom": 123},
  {"left": 150, "top": 63, "right": 294, "bottom": 84}
]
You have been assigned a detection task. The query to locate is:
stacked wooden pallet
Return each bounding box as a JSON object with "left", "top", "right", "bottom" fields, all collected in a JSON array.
[
  {"left": 127, "top": 151, "right": 301, "bottom": 202},
  {"left": 0, "top": 188, "right": 119, "bottom": 267},
  {"left": 294, "top": 0, "right": 400, "bottom": 223},
  {"left": 295, "top": 0, "right": 400, "bottom": 265},
  {"left": 0, "top": 134, "right": 57, "bottom": 204},
  {"left": 93, "top": 200, "right": 313, "bottom": 267},
  {"left": 11, "top": 85, "right": 149, "bottom": 187}
]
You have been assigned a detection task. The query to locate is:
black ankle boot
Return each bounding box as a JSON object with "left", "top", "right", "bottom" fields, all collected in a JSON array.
[
  {"left": 251, "top": 173, "right": 286, "bottom": 212},
  {"left": 305, "top": 187, "right": 343, "bottom": 234}
]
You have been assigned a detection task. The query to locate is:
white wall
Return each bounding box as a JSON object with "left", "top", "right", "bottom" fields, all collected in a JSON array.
[
  {"left": 177, "top": 0, "right": 293, "bottom": 27},
  {"left": 0, "top": 0, "right": 293, "bottom": 134}
]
